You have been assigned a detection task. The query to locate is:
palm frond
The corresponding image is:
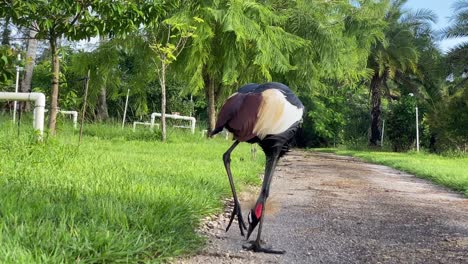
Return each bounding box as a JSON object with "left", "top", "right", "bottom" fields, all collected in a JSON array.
[
  {"left": 442, "top": 26, "right": 468, "bottom": 39},
  {"left": 447, "top": 40, "right": 468, "bottom": 54},
  {"left": 453, "top": 0, "right": 468, "bottom": 11},
  {"left": 440, "top": 0, "right": 468, "bottom": 39},
  {"left": 401, "top": 9, "right": 437, "bottom": 24}
]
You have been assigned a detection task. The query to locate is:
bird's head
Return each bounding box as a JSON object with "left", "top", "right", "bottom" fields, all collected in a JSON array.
[{"left": 246, "top": 203, "right": 263, "bottom": 240}]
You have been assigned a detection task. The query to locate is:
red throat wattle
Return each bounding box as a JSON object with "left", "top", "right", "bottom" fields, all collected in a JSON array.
[{"left": 255, "top": 203, "right": 263, "bottom": 219}]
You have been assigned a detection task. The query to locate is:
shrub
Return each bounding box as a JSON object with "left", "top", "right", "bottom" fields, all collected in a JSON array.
[
  {"left": 386, "top": 96, "right": 417, "bottom": 152},
  {"left": 427, "top": 87, "right": 468, "bottom": 152}
]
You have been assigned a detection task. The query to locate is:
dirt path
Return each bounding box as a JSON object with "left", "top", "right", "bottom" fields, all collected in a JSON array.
[{"left": 176, "top": 150, "right": 468, "bottom": 264}]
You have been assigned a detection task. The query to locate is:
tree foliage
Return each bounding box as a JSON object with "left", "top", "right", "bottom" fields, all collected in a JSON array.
[
  {"left": 0, "top": 0, "right": 153, "bottom": 134},
  {"left": 0, "top": 46, "right": 18, "bottom": 87},
  {"left": 148, "top": 9, "right": 198, "bottom": 141}
]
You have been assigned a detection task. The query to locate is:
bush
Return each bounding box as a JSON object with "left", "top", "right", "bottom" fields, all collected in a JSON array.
[
  {"left": 386, "top": 96, "right": 417, "bottom": 152},
  {"left": 427, "top": 87, "right": 468, "bottom": 152}
]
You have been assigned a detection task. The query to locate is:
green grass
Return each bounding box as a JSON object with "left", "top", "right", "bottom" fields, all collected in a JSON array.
[
  {"left": 314, "top": 148, "right": 468, "bottom": 197},
  {"left": 0, "top": 120, "right": 263, "bottom": 263}
]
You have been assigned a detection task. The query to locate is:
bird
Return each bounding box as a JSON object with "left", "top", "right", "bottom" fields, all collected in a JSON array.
[{"left": 210, "top": 82, "right": 304, "bottom": 254}]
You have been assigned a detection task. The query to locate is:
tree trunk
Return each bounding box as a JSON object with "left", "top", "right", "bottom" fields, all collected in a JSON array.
[
  {"left": 1, "top": 15, "right": 10, "bottom": 45},
  {"left": 95, "top": 35, "right": 109, "bottom": 121},
  {"left": 369, "top": 72, "right": 384, "bottom": 146},
  {"left": 160, "top": 58, "right": 167, "bottom": 142},
  {"left": 79, "top": 70, "right": 90, "bottom": 144},
  {"left": 96, "top": 86, "right": 109, "bottom": 121},
  {"left": 205, "top": 75, "right": 216, "bottom": 133},
  {"left": 48, "top": 36, "right": 60, "bottom": 135},
  {"left": 20, "top": 27, "right": 38, "bottom": 111}
]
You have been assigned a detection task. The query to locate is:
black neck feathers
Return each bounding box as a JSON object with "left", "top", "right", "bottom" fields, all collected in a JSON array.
[{"left": 237, "top": 82, "right": 303, "bottom": 109}]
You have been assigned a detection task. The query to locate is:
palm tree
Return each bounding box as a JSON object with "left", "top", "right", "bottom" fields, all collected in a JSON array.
[
  {"left": 442, "top": 0, "right": 468, "bottom": 40},
  {"left": 367, "top": 0, "right": 436, "bottom": 146},
  {"left": 442, "top": 0, "right": 468, "bottom": 83}
]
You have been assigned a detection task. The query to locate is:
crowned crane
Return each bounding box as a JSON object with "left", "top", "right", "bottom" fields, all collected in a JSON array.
[{"left": 210, "top": 82, "right": 304, "bottom": 254}]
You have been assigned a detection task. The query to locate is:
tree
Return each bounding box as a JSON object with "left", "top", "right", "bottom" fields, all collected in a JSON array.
[
  {"left": 0, "top": 1, "right": 148, "bottom": 135},
  {"left": 149, "top": 13, "right": 197, "bottom": 141},
  {"left": 423, "top": 1, "right": 468, "bottom": 151},
  {"left": 366, "top": 0, "right": 436, "bottom": 146},
  {"left": 442, "top": 0, "right": 468, "bottom": 82}
]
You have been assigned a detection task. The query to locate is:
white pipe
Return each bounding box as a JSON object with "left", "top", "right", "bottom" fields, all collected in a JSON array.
[
  {"left": 190, "top": 94, "right": 193, "bottom": 117},
  {"left": 133, "top": 121, "right": 158, "bottom": 132},
  {"left": 150, "top": 112, "right": 196, "bottom": 134},
  {"left": 60, "top": 111, "right": 78, "bottom": 129},
  {"left": 12, "top": 66, "right": 20, "bottom": 123},
  {"left": 122, "top": 88, "right": 130, "bottom": 129},
  {"left": 416, "top": 106, "right": 419, "bottom": 152},
  {"left": 43, "top": 109, "right": 78, "bottom": 129},
  {"left": 381, "top": 119, "right": 385, "bottom": 147},
  {"left": 0, "top": 92, "right": 45, "bottom": 140}
]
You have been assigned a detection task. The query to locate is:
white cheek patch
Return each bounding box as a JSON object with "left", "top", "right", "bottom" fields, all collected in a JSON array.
[{"left": 253, "top": 89, "right": 303, "bottom": 139}]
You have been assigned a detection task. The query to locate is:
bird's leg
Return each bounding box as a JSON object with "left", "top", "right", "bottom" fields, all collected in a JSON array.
[
  {"left": 223, "top": 140, "right": 247, "bottom": 236},
  {"left": 244, "top": 150, "right": 285, "bottom": 254}
]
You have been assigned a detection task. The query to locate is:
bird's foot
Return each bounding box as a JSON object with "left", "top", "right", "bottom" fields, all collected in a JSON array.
[
  {"left": 226, "top": 201, "right": 247, "bottom": 236},
  {"left": 242, "top": 240, "right": 286, "bottom": 254}
]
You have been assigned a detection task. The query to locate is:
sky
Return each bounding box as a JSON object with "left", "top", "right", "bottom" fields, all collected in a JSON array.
[{"left": 404, "top": 0, "right": 468, "bottom": 52}]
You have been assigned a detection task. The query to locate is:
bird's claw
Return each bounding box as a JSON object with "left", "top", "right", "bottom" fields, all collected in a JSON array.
[
  {"left": 242, "top": 240, "right": 286, "bottom": 254},
  {"left": 226, "top": 202, "right": 247, "bottom": 236}
]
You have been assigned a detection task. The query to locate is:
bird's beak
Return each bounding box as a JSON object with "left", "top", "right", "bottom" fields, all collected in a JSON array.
[
  {"left": 246, "top": 222, "right": 258, "bottom": 240},
  {"left": 246, "top": 208, "right": 261, "bottom": 240}
]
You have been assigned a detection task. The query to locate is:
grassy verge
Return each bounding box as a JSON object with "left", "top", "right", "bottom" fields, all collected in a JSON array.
[
  {"left": 0, "top": 122, "right": 263, "bottom": 263},
  {"left": 314, "top": 148, "right": 468, "bottom": 197}
]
